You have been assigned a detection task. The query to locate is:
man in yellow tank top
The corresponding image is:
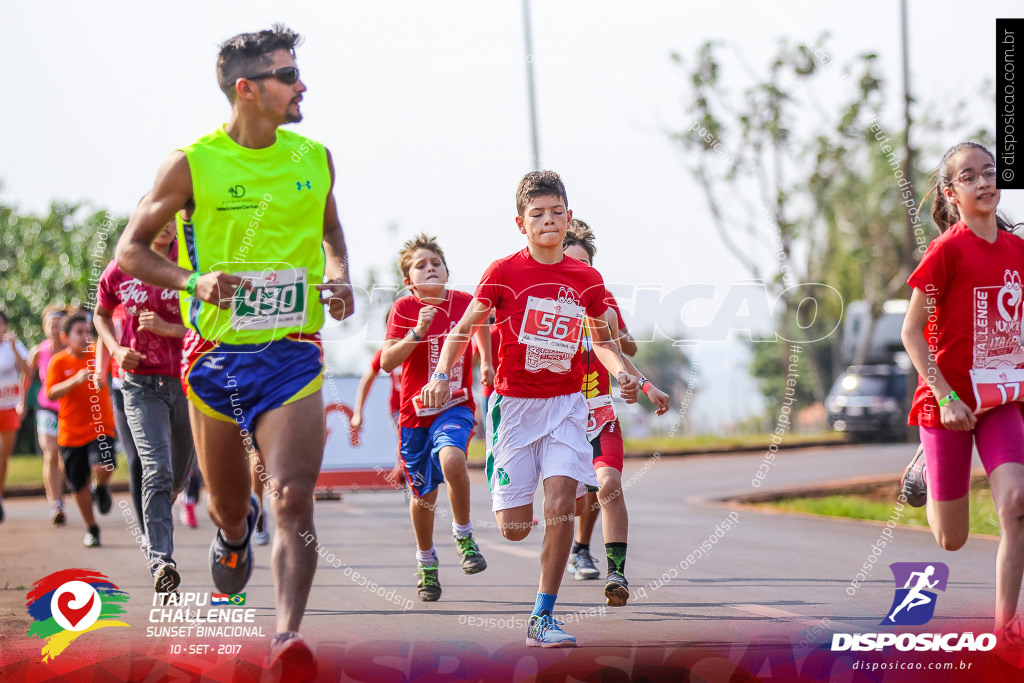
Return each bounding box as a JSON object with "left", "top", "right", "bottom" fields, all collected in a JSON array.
[{"left": 116, "top": 25, "right": 352, "bottom": 678}]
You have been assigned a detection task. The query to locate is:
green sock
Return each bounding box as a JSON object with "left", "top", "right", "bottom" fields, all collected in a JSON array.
[{"left": 606, "top": 542, "right": 627, "bottom": 575}]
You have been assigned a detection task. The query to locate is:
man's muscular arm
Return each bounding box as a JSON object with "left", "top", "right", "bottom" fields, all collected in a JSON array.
[{"left": 116, "top": 152, "right": 247, "bottom": 308}]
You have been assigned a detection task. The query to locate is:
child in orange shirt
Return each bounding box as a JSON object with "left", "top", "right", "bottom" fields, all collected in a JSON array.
[{"left": 46, "top": 312, "right": 117, "bottom": 547}]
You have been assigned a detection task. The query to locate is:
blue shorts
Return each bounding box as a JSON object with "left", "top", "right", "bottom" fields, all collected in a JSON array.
[
  {"left": 183, "top": 331, "right": 323, "bottom": 432},
  {"left": 399, "top": 406, "right": 474, "bottom": 498}
]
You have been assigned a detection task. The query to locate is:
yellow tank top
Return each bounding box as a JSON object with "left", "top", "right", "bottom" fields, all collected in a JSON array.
[{"left": 177, "top": 126, "right": 330, "bottom": 344}]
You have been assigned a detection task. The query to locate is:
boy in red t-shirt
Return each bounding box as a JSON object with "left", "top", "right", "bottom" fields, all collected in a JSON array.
[
  {"left": 381, "top": 234, "right": 493, "bottom": 601},
  {"left": 421, "top": 171, "right": 639, "bottom": 647},
  {"left": 47, "top": 312, "right": 117, "bottom": 547}
]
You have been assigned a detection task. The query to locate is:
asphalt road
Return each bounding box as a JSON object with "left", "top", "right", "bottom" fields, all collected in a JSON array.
[{"left": 0, "top": 443, "right": 1006, "bottom": 681}]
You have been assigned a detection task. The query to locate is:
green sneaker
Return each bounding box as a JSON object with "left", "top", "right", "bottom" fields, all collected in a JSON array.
[
  {"left": 454, "top": 534, "right": 487, "bottom": 574},
  {"left": 416, "top": 561, "right": 442, "bottom": 601}
]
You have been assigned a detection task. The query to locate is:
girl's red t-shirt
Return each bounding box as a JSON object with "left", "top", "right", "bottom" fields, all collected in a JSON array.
[{"left": 907, "top": 221, "right": 1024, "bottom": 427}]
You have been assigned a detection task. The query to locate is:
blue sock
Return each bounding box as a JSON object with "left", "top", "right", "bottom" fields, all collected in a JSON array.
[{"left": 532, "top": 592, "right": 557, "bottom": 618}]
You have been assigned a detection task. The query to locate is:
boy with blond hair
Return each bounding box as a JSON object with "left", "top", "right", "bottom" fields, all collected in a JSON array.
[{"left": 421, "top": 171, "right": 638, "bottom": 647}]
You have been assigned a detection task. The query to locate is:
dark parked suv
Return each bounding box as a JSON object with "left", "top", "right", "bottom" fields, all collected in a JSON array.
[{"left": 826, "top": 364, "right": 909, "bottom": 441}]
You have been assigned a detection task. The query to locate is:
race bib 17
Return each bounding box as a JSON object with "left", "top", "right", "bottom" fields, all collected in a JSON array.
[
  {"left": 970, "top": 367, "right": 1024, "bottom": 412},
  {"left": 231, "top": 268, "right": 307, "bottom": 331}
]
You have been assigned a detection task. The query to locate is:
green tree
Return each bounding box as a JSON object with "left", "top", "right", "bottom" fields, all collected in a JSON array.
[
  {"left": 0, "top": 197, "right": 127, "bottom": 346},
  {"left": 671, "top": 37, "right": 990, "bottom": 414},
  {"left": 631, "top": 337, "right": 694, "bottom": 415}
]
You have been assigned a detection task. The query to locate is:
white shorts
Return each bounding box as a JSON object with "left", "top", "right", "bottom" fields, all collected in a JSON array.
[
  {"left": 484, "top": 393, "right": 599, "bottom": 512},
  {"left": 36, "top": 408, "right": 58, "bottom": 438}
]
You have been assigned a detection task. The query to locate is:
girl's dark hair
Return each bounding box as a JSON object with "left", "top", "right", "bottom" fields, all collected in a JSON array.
[
  {"left": 928, "top": 142, "right": 1018, "bottom": 234},
  {"left": 563, "top": 219, "right": 596, "bottom": 263}
]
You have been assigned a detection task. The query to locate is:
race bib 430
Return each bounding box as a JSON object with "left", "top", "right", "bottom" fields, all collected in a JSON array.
[{"left": 231, "top": 268, "right": 307, "bottom": 331}]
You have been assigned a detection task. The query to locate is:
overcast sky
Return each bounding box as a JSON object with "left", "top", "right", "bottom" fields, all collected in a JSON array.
[{"left": 2, "top": 1, "right": 1021, "bottom": 428}]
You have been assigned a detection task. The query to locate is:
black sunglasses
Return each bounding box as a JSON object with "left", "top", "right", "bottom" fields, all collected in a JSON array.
[{"left": 239, "top": 66, "right": 300, "bottom": 85}]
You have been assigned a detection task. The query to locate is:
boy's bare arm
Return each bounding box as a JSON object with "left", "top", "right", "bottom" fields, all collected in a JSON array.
[
  {"left": 420, "top": 298, "right": 492, "bottom": 407},
  {"left": 474, "top": 316, "right": 494, "bottom": 388},
  {"left": 589, "top": 313, "right": 639, "bottom": 402},
  {"left": 116, "top": 152, "right": 248, "bottom": 307}
]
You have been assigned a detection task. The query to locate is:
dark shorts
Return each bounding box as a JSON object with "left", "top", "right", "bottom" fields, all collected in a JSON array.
[
  {"left": 399, "top": 406, "right": 474, "bottom": 498},
  {"left": 60, "top": 437, "right": 117, "bottom": 492},
  {"left": 182, "top": 331, "right": 324, "bottom": 432}
]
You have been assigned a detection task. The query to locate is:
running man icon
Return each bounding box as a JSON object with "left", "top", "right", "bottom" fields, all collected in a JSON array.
[
  {"left": 888, "top": 566, "right": 938, "bottom": 622},
  {"left": 882, "top": 562, "right": 949, "bottom": 626}
]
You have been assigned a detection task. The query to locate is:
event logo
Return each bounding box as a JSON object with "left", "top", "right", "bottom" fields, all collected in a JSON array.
[
  {"left": 883, "top": 562, "right": 949, "bottom": 626},
  {"left": 25, "top": 569, "right": 129, "bottom": 662},
  {"left": 832, "top": 562, "right": 995, "bottom": 652}
]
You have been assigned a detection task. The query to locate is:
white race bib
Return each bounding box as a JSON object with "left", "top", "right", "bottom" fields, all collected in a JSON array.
[
  {"left": 231, "top": 268, "right": 307, "bottom": 331},
  {"left": 585, "top": 394, "right": 616, "bottom": 441},
  {"left": 518, "top": 296, "right": 585, "bottom": 354},
  {"left": 970, "top": 367, "right": 1024, "bottom": 412}
]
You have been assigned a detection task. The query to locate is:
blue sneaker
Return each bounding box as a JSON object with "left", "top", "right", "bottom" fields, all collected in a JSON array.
[
  {"left": 525, "top": 611, "right": 577, "bottom": 648},
  {"left": 209, "top": 494, "right": 259, "bottom": 594}
]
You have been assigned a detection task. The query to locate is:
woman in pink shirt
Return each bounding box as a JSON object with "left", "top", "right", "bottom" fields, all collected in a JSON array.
[
  {"left": 95, "top": 218, "right": 195, "bottom": 594},
  {"left": 27, "top": 305, "right": 68, "bottom": 525}
]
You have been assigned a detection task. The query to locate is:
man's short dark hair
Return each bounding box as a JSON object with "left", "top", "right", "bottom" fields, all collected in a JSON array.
[{"left": 217, "top": 24, "right": 302, "bottom": 101}]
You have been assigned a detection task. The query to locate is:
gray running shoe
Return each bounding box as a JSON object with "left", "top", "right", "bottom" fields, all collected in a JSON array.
[
  {"left": 900, "top": 444, "right": 927, "bottom": 508},
  {"left": 209, "top": 494, "right": 259, "bottom": 594},
  {"left": 566, "top": 548, "right": 600, "bottom": 580},
  {"left": 604, "top": 571, "right": 630, "bottom": 607},
  {"left": 416, "top": 561, "right": 442, "bottom": 602},
  {"left": 454, "top": 534, "right": 487, "bottom": 574}
]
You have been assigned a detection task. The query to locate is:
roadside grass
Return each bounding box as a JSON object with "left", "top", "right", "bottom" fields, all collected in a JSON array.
[
  {"left": 466, "top": 431, "right": 844, "bottom": 462},
  {"left": 6, "top": 453, "right": 130, "bottom": 489},
  {"left": 755, "top": 475, "right": 999, "bottom": 537}
]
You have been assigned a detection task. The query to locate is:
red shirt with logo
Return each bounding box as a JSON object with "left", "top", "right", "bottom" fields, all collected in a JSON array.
[
  {"left": 386, "top": 289, "right": 477, "bottom": 428},
  {"left": 97, "top": 246, "right": 184, "bottom": 377},
  {"left": 475, "top": 249, "right": 608, "bottom": 399},
  {"left": 907, "top": 221, "right": 1024, "bottom": 427}
]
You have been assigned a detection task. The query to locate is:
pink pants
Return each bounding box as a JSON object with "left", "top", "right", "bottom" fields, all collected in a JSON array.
[{"left": 920, "top": 402, "right": 1024, "bottom": 501}]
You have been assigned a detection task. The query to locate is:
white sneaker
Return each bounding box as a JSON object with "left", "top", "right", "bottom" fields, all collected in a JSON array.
[{"left": 254, "top": 512, "right": 270, "bottom": 546}]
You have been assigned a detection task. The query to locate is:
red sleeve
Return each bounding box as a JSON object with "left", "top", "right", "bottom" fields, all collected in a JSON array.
[
  {"left": 371, "top": 348, "right": 383, "bottom": 374},
  {"left": 385, "top": 297, "right": 416, "bottom": 340},
  {"left": 474, "top": 260, "right": 502, "bottom": 309},
  {"left": 97, "top": 261, "right": 120, "bottom": 311},
  {"left": 605, "top": 291, "right": 626, "bottom": 330},
  {"left": 907, "top": 241, "right": 949, "bottom": 301},
  {"left": 583, "top": 271, "right": 609, "bottom": 319}
]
